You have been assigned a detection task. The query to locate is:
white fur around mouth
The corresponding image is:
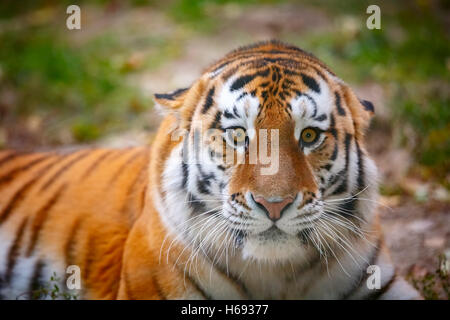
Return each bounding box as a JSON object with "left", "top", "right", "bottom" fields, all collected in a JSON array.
[{"left": 241, "top": 228, "right": 308, "bottom": 262}]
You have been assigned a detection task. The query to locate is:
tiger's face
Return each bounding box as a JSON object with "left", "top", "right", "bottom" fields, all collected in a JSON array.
[{"left": 155, "top": 41, "right": 378, "bottom": 264}]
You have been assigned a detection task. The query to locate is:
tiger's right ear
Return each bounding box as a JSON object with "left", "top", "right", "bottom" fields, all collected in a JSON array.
[
  {"left": 154, "top": 78, "right": 205, "bottom": 111},
  {"left": 154, "top": 87, "right": 190, "bottom": 111},
  {"left": 153, "top": 79, "right": 205, "bottom": 128}
]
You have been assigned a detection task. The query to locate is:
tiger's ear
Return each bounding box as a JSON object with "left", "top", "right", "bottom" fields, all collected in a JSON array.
[
  {"left": 352, "top": 97, "right": 375, "bottom": 139},
  {"left": 153, "top": 79, "right": 205, "bottom": 128},
  {"left": 154, "top": 87, "right": 190, "bottom": 111},
  {"left": 359, "top": 99, "right": 375, "bottom": 114},
  {"left": 343, "top": 87, "right": 376, "bottom": 139}
]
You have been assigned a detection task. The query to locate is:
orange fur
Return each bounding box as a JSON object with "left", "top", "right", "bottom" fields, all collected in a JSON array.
[{"left": 0, "top": 41, "right": 416, "bottom": 300}]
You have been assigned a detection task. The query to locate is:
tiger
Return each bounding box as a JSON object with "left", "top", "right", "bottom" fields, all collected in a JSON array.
[{"left": 0, "top": 40, "right": 421, "bottom": 300}]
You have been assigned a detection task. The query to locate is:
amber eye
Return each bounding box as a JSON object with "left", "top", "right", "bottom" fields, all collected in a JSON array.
[
  {"left": 226, "top": 127, "right": 247, "bottom": 147},
  {"left": 231, "top": 128, "right": 246, "bottom": 143},
  {"left": 301, "top": 127, "right": 319, "bottom": 145}
]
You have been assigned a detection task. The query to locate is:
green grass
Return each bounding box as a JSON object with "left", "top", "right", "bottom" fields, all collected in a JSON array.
[
  {"left": 0, "top": 8, "right": 175, "bottom": 144},
  {"left": 1, "top": 29, "right": 136, "bottom": 142}
]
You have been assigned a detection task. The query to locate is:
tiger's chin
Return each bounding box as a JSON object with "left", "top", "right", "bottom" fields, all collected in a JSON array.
[{"left": 240, "top": 227, "right": 310, "bottom": 263}]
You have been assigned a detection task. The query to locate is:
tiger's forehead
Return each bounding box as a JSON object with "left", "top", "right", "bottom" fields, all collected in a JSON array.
[{"left": 210, "top": 62, "right": 335, "bottom": 134}]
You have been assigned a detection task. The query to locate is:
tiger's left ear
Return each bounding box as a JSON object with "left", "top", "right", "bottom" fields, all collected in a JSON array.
[
  {"left": 344, "top": 88, "right": 375, "bottom": 139},
  {"left": 359, "top": 99, "right": 375, "bottom": 114}
]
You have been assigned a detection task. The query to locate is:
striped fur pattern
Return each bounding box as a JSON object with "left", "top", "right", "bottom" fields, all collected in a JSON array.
[
  {"left": 0, "top": 148, "right": 149, "bottom": 299},
  {"left": 0, "top": 41, "right": 420, "bottom": 299}
]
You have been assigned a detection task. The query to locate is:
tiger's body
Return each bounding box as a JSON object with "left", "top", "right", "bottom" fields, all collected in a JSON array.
[
  {"left": 0, "top": 148, "right": 149, "bottom": 299},
  {"left": 0, "top": 41, "right": 420, "bottom": 299}
]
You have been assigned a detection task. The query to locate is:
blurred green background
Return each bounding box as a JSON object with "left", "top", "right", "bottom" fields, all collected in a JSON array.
[{"left": 0, "top": 0, "right": 449, "bottom": 298}]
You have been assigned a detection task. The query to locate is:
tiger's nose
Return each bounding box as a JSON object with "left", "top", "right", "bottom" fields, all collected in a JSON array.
[{"left": 253, "top": 195, "right": 294, "bottom": 221}]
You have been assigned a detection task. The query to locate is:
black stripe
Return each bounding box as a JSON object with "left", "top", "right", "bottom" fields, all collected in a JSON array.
[
  {"left": 83, "top": 233, "right": 96, "bottom": 282},
  {"left": 28, "top": 260, "right": 45, "bottom": 299},
  {"left": 181, "top": 162, "right": 188, "bottom": 189},
  {"left": 108, "top": 150, "right": 143, "bottom": 184},
  {"left": 181, "top": 145, "right": 189, "bottom": 189},
  {"left": 335, "top": 92, "right": 346, "bottom": 116},
  {"left": 210, "top": 111, "right": 222, "bottom": 129},
  {"left": 355, "top": 141, "right": 365, "bottom": 191},
  {"left": 5, "top": 217, "right": 28, "bottom": 283},
  {"left": 231, "top": 74, "right": 256, "bottom": 91},
  {"left": 314, "top": 114, "right": 327, "bottom": 122},
  {"left": 195, "top": 163, "right": 215, "bottom": 195},
  {"left": 330, "top": 142, "right": 338, "bottom": 161},
  {"left": 64, "top": 218, "right": 83, "bottom": 267},
  {"left": 328, "top": 168, "right": 345, "bottom": 187},
  {"left": 360, "top": 99, "right": 374, "bottom": 112},
  {"left": 330, "top": 113, "right": 336, "bottom": 128},
  {"left": 209, "top": 61, "right": 232, "bottom": 77},
  {"left": 187, "top": 193, "right": 206, "bottom": 213},
  {"left": 301, "top": 73, "right": 320, "bottom": 93},
  {"left": 26, "top": 185, "right": 66, "bottom": 256},
  {"left": 329, "top": 128, "right": 337, "bottom": 139},
  {"left": 201, "top": 86, "right": 215, "bottom": 114},
  {"left": 197, "top": 178, "right": 211, "bottom": 195},
  {"left": 233, "top": 105, "right": 240, "bottom": 117},
  {"left": 0, "top": 150, "right": 14, "bottom": 160},
  {"left": 154, "top": 87, "right": 188, "bottom": 101},
  {"left": 81, "top": 150, "right": 114, "bottom": 179},
  {"left": 120, "top": 162, "right": 148, "bottom": 219},
  {"left": 338, "top": 196, "right": 359, "bottom": 219},
  {"left": 0, "top": 151, "right": 22, "bottom": 169},
  {"left": 331, "top": 133, "right": 352, "bottom": 196},
  {"left": 230, "top": 68, "right": 270, "bottom": 91},
  {"left": 223, "top": 110, "right": 236, "bottom": 119},
  {"left": 0, "top": 155, "right": 49, "bottom": 186},
  {"left": 333, "top": 180, "right": 348, "bottom": 195},
  {"left": 0, "top": 158, "right": 59, "bottom": 225},
  {"left": 39, "top": 150, "right": 91, "bottom": 192}
]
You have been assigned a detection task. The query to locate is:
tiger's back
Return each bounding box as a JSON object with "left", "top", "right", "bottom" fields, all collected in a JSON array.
[{"left": 0, "top": 147, "right": 149, "bottom": 299}]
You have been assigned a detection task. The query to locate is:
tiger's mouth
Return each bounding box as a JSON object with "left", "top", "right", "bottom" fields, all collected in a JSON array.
[
  {"left": 259, "top": 225, "right": 285, "bottom": 239},
  {"left": 236, "top": 224, "right": 314, "bottom": 262},
  {"left": 225, "top": 203, "right": 323, "bottom": 252}
]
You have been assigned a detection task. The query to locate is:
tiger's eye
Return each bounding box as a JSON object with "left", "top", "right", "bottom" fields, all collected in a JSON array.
[
  {"left": 301, "top": 128, "right": 318, "bottom": 144},
  {"left": 231, "top": 128, "right": 246, "bottom": 144}
]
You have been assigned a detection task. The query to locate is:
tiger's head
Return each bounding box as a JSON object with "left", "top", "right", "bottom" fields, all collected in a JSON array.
[{"left": 154, "top": 41, "right": 378, "bottom": 264}]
